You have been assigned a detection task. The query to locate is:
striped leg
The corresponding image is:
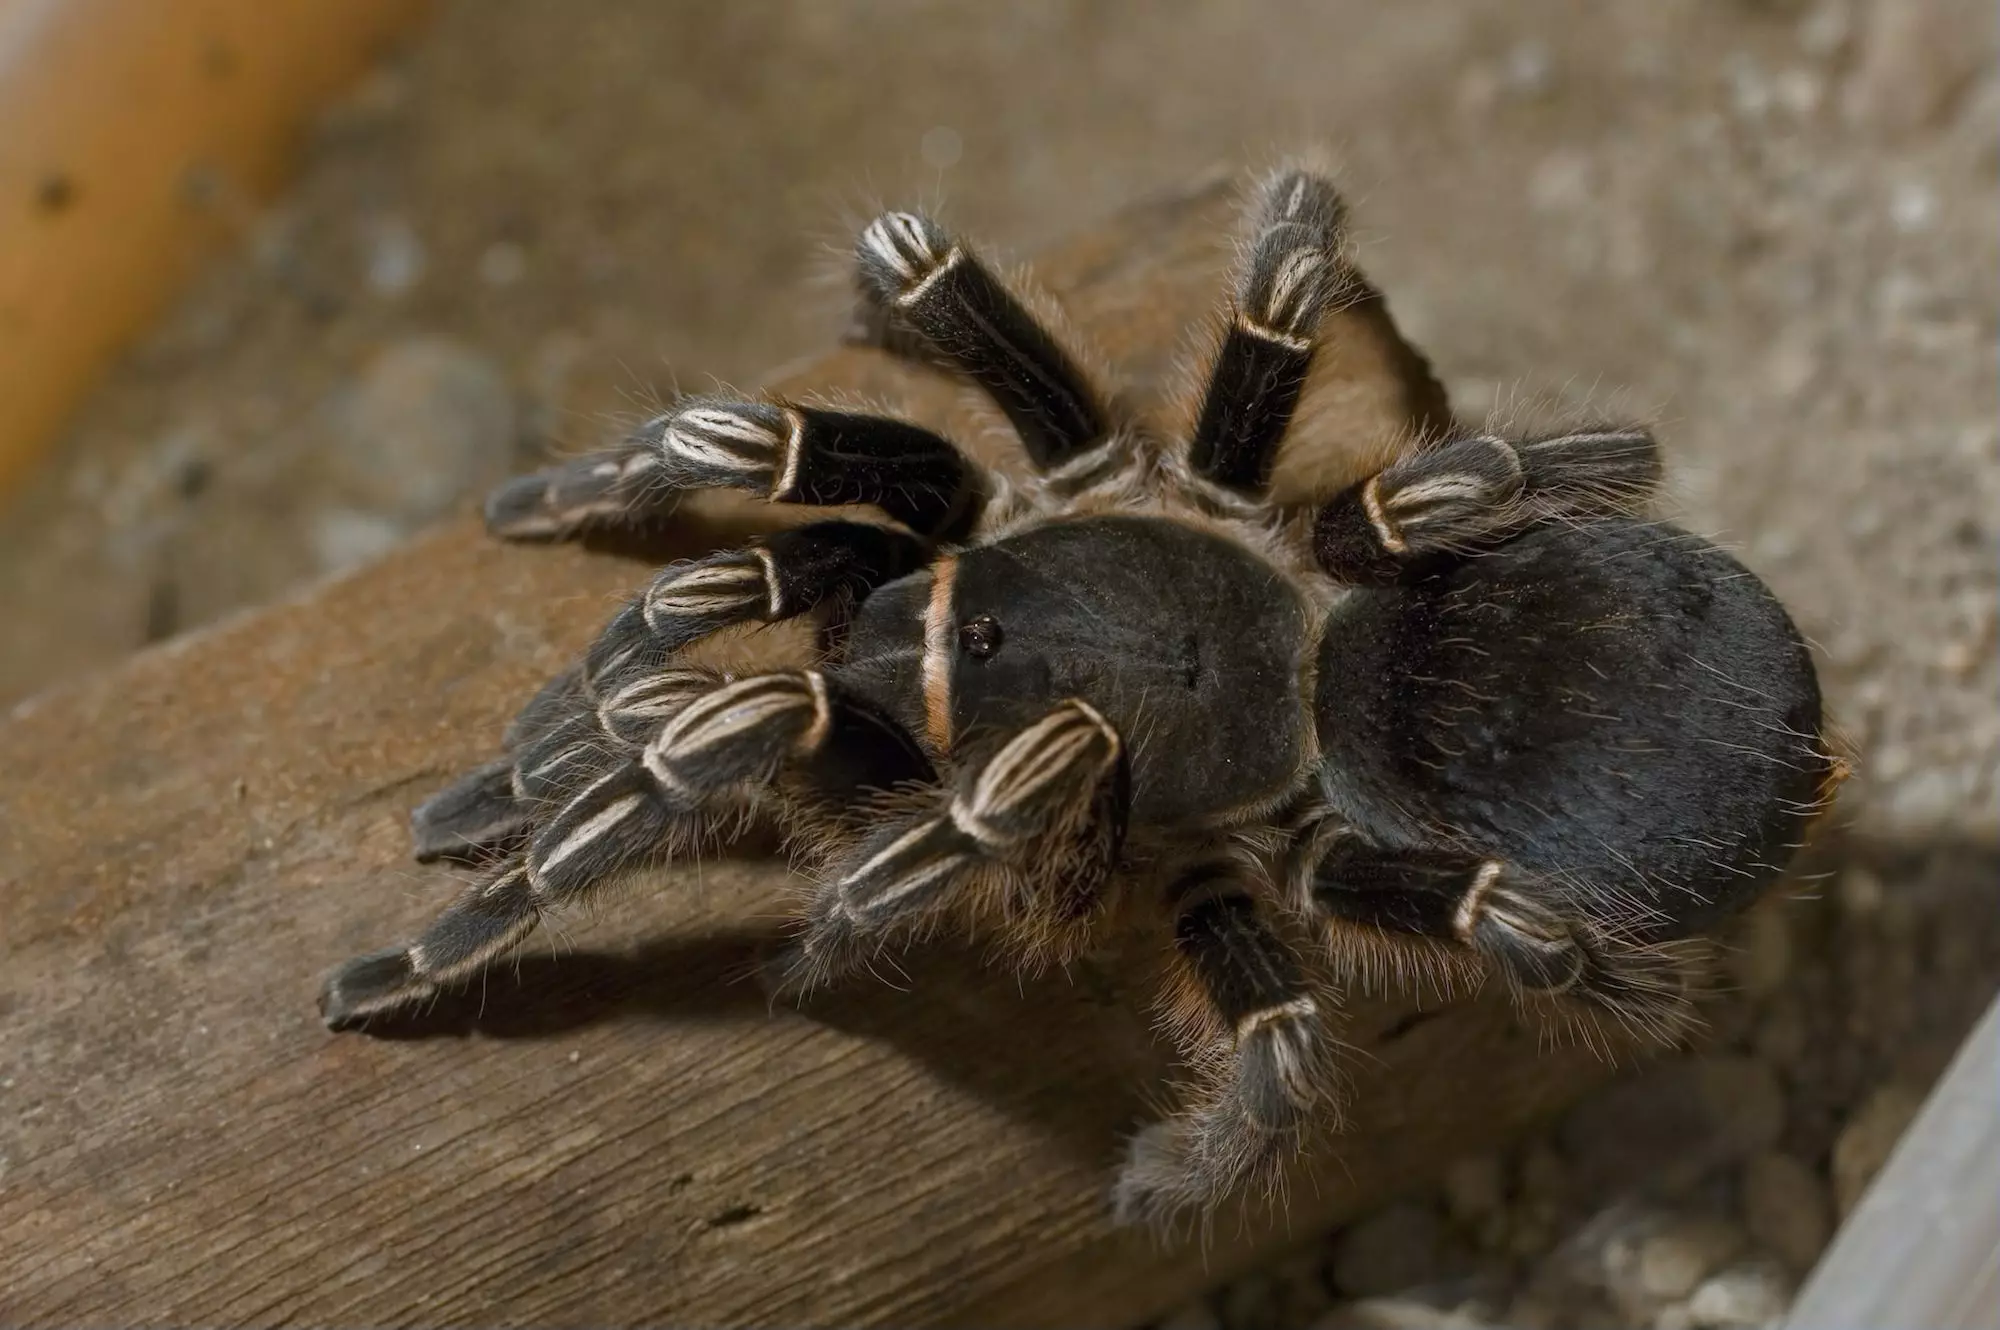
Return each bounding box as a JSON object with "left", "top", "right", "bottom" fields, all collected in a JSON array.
[
  {"left": 1313, "top": 426, "right": 1663, "bottom": 583},
  {"left": 320, "top": 670, "right": 933, "bottom": 1029},
  {"left": 408, "top": 521, "right": 928, "bottom": 864},
  {"left": 765, "top": 699, "right": 1129, "bottom": 997},
  {"left": 1112, "top": 862, "right": 1337, "bottom": 1226},
  {"left": 486, "top": 396, "right": 987, "bottom": 542},
  {"left": 1293, "top": 829, "right": 1697, "bottom": 1042},
  {"left": 1187, "top": 169, "right": 1351, "bottom": 494},
  {"left": 855, "top": 212, "right": 1113, "bottom": 475}
]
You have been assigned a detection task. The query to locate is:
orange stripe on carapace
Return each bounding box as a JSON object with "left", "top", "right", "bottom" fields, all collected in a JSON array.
[{"left": 921, "top": 555, "right": 958, "bottom": 753}]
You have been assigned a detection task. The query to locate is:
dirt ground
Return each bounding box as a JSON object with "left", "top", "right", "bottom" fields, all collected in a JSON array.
[{"left": 3, "top": 1, "right": 1994, "bottom": 1326}]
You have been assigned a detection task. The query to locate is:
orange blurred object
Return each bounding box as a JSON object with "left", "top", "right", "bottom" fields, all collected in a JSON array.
[{"left": 0, "top": 0, "right": 430, "bottom": 498}]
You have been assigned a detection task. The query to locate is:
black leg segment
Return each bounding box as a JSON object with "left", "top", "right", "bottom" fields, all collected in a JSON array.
[
  {"left": 1113, "top": 861, "right": 1335, "bottom": 1226},
  {"left": 321, "top": 670, "right": 935, "bottom": 1029},
  {"left": 1190, "top": 170, "right": 1349, "bottom": 493},
  {"left": 1294, "top": 829, "right": 1697, "bottom": 1039},
  {"left": 1313, "top": 426, "right": 1663, "bottom": 583},
  {"left": 856, "top": 211, "right": 1110, "bottom": 472},
  {"left": 487, "top": 397, "right": 984, "bottom": 541}
]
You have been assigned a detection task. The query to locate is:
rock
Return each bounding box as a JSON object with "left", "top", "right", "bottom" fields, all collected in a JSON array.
[
  {"left": 1832, "top": 1082, "right": 1926, "bottom": 1215},
  {"left": 1652, "top": 1303, "right": 1696, "bottom": 1330},
  {"left": 1752, "top": 1002, "right": 1809, "bottom": 1071},
  {"left": 331, "top": 338, "right": 516, "bottom": 521},
  {"left": 1727, "top": 901, "right": 1794, "bottom": 1000},
  {"left": 1686, "top": 1259, "right": 1792, "bottom": 1327},
  {"left": 1332, "top": 1201, "right": 1450, "bottom": 1299},
  {"left": 1836, "top": 865, "right": 1885, "bottom": 918},
  {"left": 1311, "top": 1298, "right": 1501, "bottom": 1330},
  {"left": 1741, "top": 1151, "right": 1832, "bottom": 1273},
  {"left": 1637, "top": 1217, "right": 1748, "bottom": 1302},
  {"left": 1695, "top": 1057, "right": 1787, "bottom": 1160},
  {"left": 1442, "top": 1153, "right": 1507, "bottom": 1227}
]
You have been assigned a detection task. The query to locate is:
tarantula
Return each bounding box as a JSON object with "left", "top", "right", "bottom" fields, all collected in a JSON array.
[{"left": 320, "top": 169, "right": 1834, "bottom": 1222}]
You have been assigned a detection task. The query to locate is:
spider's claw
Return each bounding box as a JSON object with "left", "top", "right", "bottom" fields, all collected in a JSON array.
[
  {"left": 318, "top": 946, "right": 434, "bottom": 1032},
  {"left": 410, "top": 756, "right": 533, "bottom": 864}
]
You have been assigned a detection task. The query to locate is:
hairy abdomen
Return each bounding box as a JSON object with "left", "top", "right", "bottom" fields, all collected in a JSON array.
[{"left": 1314, "top": 518, "right": 1827, "bottom": 937}]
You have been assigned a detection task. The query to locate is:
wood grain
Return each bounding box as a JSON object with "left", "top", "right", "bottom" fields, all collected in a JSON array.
[
  {"left": 0, "top": 179, "right": 1614, "bottom": 1328},
  {"left": 0, "top": 0, "right": 432, "bottom": 498}
]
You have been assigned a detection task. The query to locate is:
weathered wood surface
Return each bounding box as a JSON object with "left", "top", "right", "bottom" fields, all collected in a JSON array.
[{"left": 0, "top": 179, "right": 1614, "bottom": 1328}]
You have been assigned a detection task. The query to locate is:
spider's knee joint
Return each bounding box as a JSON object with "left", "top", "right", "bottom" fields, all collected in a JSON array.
[
  {"left": 1456, "top": 866, "right": 1588, "bottom": 995},
  {"left": 653, "top": 400, "right": 791, "bottom": 482}
]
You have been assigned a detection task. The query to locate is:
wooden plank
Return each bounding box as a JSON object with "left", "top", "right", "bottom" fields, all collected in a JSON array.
[
  {"left": 0, "top": 0, "right": 432, "bottom": 499},
  {"left": 0, "top": 178, "right": 1613, "bottom": 1328}
]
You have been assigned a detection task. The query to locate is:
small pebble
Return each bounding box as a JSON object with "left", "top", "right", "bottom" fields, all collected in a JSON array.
[
  {"left": 1311, "top": 1298, "right": 1500, "bottom": 1330},
  {"left": 1727, "top": 902, "right": 1794, "bottom": 1000},
  {"left": 1694, "top": 1057, "right": 1787, "bottom": 1161},
  {"left": 1837, "top": 866, "right": 1885, "bottom": 917},
  {"left": 1752, "top": 1002, "right": 1809, "bottom": 1071},
  {"left": 363, "top": 214, "right": 427, "bottom": 296},
  {"left": 1686, "top": 1259, "right": 1792, "bottom": 1328},
  {"left": 1741, "top": 1151, "right": 1832, "bottom": 1272},
  {"left": 1832, "top": 1082, "right": 1925, "bottom": 1214},
  {"left": 1652, "top": 1304, "right": 1696, "bottom": 1330},
  {"left": 1637, "top": 1217, "right": 1747, "bottom": 1302}
]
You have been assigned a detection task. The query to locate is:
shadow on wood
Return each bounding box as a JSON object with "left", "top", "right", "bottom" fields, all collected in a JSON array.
[{"left": 0, "top": 177, "right": 1619, "bottom": 1328}]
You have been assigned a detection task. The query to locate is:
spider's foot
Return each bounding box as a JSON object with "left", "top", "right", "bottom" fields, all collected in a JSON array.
[
  {"left": 318, "top": 947, "right": 438, "bottom": 1032},
  {"left": 1109, "top": 1103, "right": 1304, "bottom": 1230},
  {"left": 485, "top": 448, "right": 662, "bottom": 541},
  {"left": 855, "top": 211, "right": 954, "bottom": 301}
]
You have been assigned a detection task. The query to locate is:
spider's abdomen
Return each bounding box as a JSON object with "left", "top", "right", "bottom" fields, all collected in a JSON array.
[
  {"left": 1313, "top": 518, "right": 1827, "bottom": 938},
  {"left": 838, "top": 515, "right": 1309, "bottom": 826}
]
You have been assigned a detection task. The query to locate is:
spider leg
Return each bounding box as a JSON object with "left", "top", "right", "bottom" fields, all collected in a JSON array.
[
  {"left": 1290, "top": 825, "right": 1698, "bottom": 1044},
  {"left": 1112, "top": 861, "right": 1339, "bottom": 1227},
  {"left": 1313, "top": 426, "right": 1663, "bottom": 582},
  {"left": 1187, "top": 169, "right": 1351, "bottom": 494},
  {"left": 854, "top": 211, "right": 1113, "bottom": 475},
  {"left": 764, "top": 699, "right": 1129, "bottom": 997},
  {"left": 485, "top": 397, "right": 987, "bottom": 542},
  {"left": 408, "top": 520, "right": 928, "bottom": 863},
  {"left": 320, "top": 669, "right": 933, "bottom": 1029}
]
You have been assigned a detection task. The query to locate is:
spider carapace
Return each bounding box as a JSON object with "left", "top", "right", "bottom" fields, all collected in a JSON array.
[{"left": 320, "top": 169, "right": 1835, "bottom": 1223}]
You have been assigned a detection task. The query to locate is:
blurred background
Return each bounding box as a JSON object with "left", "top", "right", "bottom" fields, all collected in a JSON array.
[{"left": 2, "top": 2, "right": 1994, "bottom": 1326}]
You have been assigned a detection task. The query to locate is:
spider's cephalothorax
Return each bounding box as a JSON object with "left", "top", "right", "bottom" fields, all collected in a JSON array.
[{"left": 320, "top": 171, "right": 1835, "bottom": 1223}]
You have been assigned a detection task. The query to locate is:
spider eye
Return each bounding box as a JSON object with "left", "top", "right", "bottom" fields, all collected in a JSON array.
[{"left": 958, "top": 614, "right": 1004, "bottom": 660}]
